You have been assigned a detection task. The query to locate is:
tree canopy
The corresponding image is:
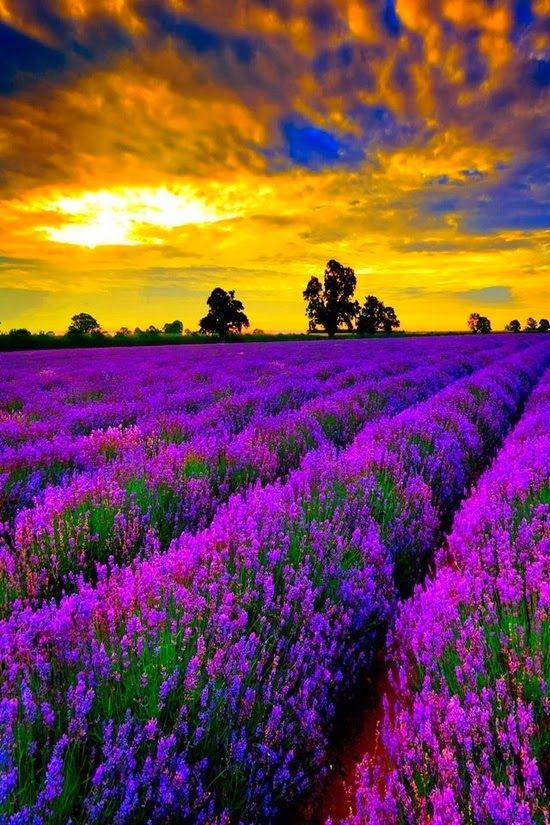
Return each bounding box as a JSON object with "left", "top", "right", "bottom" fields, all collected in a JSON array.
[
  {"left": 468, "top": 313, "right": 491, "bottom": 334},
  {"left": 163, "top": 320, "right": 184, "bottom": 334},
  {"left": 303, "top": 260, "right": 359, "bottom": 337},
  {"left": 380, "top": 305, "right": 400, "bottom": 333},
  {"left": 67, "top": 313, "right": 101, "bottom": 336},
  {"left": 199, "top": 288, "right": 249, "bottom": 339},
  {"left": 505, "top": 319, "right": 521, "bottom": 332},
  {"left": 506, "top": 318, "right": 549, "bottom": 333},
  {"left": 356, "top": 295, "right": 400, "bottom": 335}
]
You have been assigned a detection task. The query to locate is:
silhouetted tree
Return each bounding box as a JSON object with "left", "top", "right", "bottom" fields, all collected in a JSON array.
[
  {"left": 468, "top": 313, "right": 491, "bottom": 333},
  {"left": 252, "top": 328, "right": 265, "bottom": 335},
  {"left": 539, "top": 318, "right": 550, "bottom": 332},
  {"left": 303, "top": 260, "right": 359, "bottom": 338},
  {"left": 163, "top": 320, "right": 183, "bottom": 334},
  {"left": 67, "top": 313, "right": 100, "bottom": 336},
  {"left": 380, "top": 305, "right": 400, "bottom": 333},
  {"left": 8, "top": 328, "right": 32, "bottom": 338},
  {"left": 356, "top": 296, "right": 400, "bottom": 335},
  {"left": 114, "top": 327, "right": 132, "bottom": 338},
  {"left": 199, "top": 288, "right": 249, "bottom": 340},
  {"left": 525, "top": 317, "right": 537, "bottom": 331},
  {"left": 146, "top": 325, "right": 161, "bottom": 336},
  {"left": 356, "top": 295, "right": 384, "bottom": 335},
  {"left": 505, "top": 319, "right": 521, "bottom": 332}
]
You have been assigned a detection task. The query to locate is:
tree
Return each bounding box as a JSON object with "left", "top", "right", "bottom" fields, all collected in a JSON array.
[
  {"left": 356, "top": 296, "right": 400, "bottom": 335},
  {"left": 539, "top": 318, "right": 549, "bottom": 332},
  {"left": 146, "top": 325, "right": 161, "bottom": 336},
  {"left": 468, "top": 313, "right": 491, "bottom": 333},
  {"left": 199, "top": 288, "right": 249, "bottom": 340},
  {"left": 8, "top": 328, "right": 32, "bottom": 338},
  {"left": 505, "top": 319, "right": 521, "bottom": 333},
  {"left": 468, "top": 313, "right": 479, "bottom": 333},
  {"left": 67, "top": 313, "right": 100, "bottom": 336},
  {"left": 163, "top": 320, "right": 183, "bottom": 334},
  {"left": 356, "top": 295, "right": 384, "bottom": 335},
  {"left": 525, "top": 317, "right": 537, "bottom": 331},
  {"left": 303, "top": 260, "right": 359, "bottom": 338},
  {"left": 380, "top": 304, "right": 400, "bottom": 333}
]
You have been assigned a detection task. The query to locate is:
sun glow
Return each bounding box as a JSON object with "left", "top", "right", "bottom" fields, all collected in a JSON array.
[
  {"left": 31, "top": 185, "right": 244, "bottom": 247},
  {"left": 0, "top": 0, "right": 547, "bottom": 332}
]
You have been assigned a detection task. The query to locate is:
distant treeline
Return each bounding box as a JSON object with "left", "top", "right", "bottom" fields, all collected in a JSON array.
[
  {"left": 1, "top": 259, "right": 547, "bottom": 350},
  {"left": 0, "top": 327, "right": 339, "bottom": 352}
]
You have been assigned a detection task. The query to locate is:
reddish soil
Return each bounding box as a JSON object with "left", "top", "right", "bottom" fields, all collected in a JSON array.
[{"left": 299, "top": 666, "right": 395, "bottom": 825}]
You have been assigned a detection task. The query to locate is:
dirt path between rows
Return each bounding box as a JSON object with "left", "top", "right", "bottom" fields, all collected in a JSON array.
[
  {"left": 289, "top": 656, "right": 395, "bottom": 825},
  {"left": 289, "top": 371, "right": 542, "bottom": 825}
]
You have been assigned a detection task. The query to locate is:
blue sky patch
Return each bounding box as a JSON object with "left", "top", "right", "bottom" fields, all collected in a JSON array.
[
  {"left": 381, "top": 0, "right": 402, "bottom": 37},
  {"left": 141, "top": 5, "right": 256, "bottom": 64},
  {"left": 0, "top": 22, "right": 66, "bottom": 94},
  {"left": 280, "top": 117, "right": 364, "bottom": 169},
  {"left": 531, "top": 58, "right": 550, "bottom": 88}
]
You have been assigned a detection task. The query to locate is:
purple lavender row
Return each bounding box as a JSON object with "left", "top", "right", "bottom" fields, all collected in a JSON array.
[
  {"left": 342, "top": 366, "right": 550, "bottom": 825},
  {"left": 1, "top": 337, "right": 516, "bottom": 519},
  {"left": 0, "top": 363, "right": 353, "bottom": 518},
  {"left": 0, "top": 346, "right": 498, "bottom": 612},
  {"left": 0, "top": 339, "right": 393, "bottom": 451},
  {"left": 1, "top": 341, "right": 547, "bottom": 824},
  {"left": 0, "top": 355, "right": 462, "bottom": 611},
  {"left": 1, "top": 342, "right": 396, "bottom": 514},
  {"left": 2, "top": 338, "right": 480, "bottom": 446},
  {"left": 1, "top": 338, "right": 491, "bottom": 525},
  {"left": 1, "top": 336, "right": 524, "bottom": 456},
  {"left": 4, "top": 345, "right": 449, "bottom": 541}
]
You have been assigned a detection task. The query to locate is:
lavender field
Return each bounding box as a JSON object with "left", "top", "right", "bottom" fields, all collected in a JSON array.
[{"left": 1, "top": 336, "right": 549, "bottom": 824}]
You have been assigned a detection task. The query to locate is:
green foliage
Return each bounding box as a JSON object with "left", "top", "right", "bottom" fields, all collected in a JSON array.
[{"left": 162, "top": 320, "right": 184, "bottom": 334}]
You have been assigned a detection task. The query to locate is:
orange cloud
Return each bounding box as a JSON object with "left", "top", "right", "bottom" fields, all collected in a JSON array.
[{"left": 0, "top": 1, "right": 547, "bottom": 334}]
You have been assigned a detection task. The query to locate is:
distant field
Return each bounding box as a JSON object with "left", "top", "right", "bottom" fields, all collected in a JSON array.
[{"left": 1, "top": 336, "right": 549, "bottom": 824}]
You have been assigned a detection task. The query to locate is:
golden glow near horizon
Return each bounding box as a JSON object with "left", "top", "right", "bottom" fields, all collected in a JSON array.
[
  {"left": 0, "top": 0, "right": 548, "bottom": 333},
  {"left": 27, "top": 185, "right": 248, "bottom": 247}
]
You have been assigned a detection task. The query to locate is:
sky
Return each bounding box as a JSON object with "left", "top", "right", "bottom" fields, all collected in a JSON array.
[{"left": 0, "top": 0, "right": 548, "bottom": 333}]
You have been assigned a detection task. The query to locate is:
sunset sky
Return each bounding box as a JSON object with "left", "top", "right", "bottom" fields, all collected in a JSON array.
[{"left": 0, "top": 0, "right": 548, "bottom": 333}]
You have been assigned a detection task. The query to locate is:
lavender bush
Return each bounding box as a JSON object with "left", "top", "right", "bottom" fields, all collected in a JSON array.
[
  {"left": 343, "top": 365, "right": 550, "bottom": 825},
  {"left": 0, "top": 339, "right": 518, "bottom": 612},
  {"left": 0, "top": 337, "right": 547, "bottom": 823}
]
